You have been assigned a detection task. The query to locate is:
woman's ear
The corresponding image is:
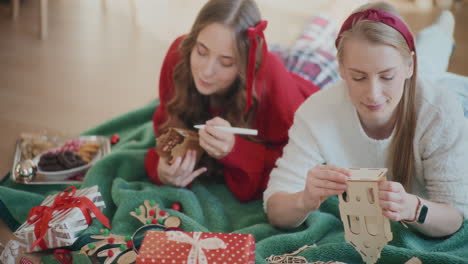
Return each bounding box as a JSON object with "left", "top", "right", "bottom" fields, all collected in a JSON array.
[
  {"left": 338, "top": 63, "right": 346, "bottom": 80},
  {"left": 406, "top": 52, "right": 415, "bottom": 79}
]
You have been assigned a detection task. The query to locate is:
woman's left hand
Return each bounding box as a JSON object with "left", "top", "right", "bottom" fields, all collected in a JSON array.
[
  {"left": 198, "top": 117, "right": 235, "bottom": 159},
  {"left": 378, "top": 181, "right": 419, "bottom": 222}
]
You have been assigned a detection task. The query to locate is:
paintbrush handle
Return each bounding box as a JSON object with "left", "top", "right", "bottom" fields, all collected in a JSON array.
[{"left": 194, "top": 125, "right": 258, "bottom": 136}]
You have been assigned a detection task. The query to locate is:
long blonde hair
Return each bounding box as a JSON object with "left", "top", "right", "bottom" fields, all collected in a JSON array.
[{"left": 336, "top": 2, "right": 417, "bottom": 190}]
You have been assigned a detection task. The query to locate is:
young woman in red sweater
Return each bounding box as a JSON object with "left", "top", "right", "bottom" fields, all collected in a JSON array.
[{"left": 144, "top": 0, "right": 341, "bottom": 202}]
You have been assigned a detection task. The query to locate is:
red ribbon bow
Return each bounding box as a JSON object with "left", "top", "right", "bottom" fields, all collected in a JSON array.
[
  {"left": 245, "top": 20, "right": 268, "bottom": 114},
  {"left": 26, "top": 186, "right": 111, "bottom": 251},
  {"left": 335, "top": 8, "right": 415, "bottom": 52},
  {"left": 54, "top": 249, "right": 73, "bottom": 264}
]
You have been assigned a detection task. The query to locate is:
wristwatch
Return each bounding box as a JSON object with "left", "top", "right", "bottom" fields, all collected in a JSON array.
[
  {"left": 417, "top": 202, "right": 428, "bottom": 224},
  {"left": 400, "top": 196, "right": 428, "bottom": 227}
]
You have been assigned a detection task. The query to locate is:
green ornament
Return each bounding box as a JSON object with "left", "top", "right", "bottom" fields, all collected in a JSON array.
[
  {"left": 158, "top": 218, "right": 165, "bottom": 225},
  {"left": 135, "top": 208, "right": 142, "bottom": 215},
  {"left": 88, "top": 243, "right": 96, "bottom": 249},
  {"left": 125, "top": 235, "right": 132, "bottom": 242},
  {"left": 120, "top": 244, "right": 127, "bottom": 251},
  {"left": 149, "top": 200, "right": 156, "bottom": 206},
  {"left": 102, "top": 228, "right": 110, "bottom": 235}
]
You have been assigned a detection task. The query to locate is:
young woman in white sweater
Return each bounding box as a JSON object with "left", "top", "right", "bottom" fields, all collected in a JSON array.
[{"left": 264, "top": 2, "right": 468, "bottom": 238}]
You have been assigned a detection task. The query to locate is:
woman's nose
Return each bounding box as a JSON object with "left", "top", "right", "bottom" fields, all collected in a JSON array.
[
  {"left": 201, "top": 58, "right": 216, "bottom": 78},
  {"left": 366, "top": 78, "right": 382, "bottom": 102}
]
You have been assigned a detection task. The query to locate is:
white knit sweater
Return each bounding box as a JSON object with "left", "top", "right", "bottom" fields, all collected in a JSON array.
[{"left": 264, "top": 79, "right": 468, "bottom": 217}]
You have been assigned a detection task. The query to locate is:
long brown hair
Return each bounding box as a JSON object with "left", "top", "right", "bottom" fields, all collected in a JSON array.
[
  {"left": 336, "top": 2, "right": 417, "bottom": 190},
  {"left": 160, "top": 0, "right": 264, "bottom": 176}
]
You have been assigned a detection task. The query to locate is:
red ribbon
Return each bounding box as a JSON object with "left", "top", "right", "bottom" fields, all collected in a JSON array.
[
  {"left": 26, "top": 186, "right": 111, "bottom": 251},
  {"left": 245, "top": 20, "right": 268, "bottom": 114},
  {"left": 54, "top": 249, "right": 73, "bottom": 264},
  {"left": 335, "top": 8, "right": 415, "bottom": 52}
]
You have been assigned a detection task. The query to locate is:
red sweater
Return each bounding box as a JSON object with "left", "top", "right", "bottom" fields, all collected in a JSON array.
[{"left": 144, "top": 36, "right": 320, "bottom": 202}]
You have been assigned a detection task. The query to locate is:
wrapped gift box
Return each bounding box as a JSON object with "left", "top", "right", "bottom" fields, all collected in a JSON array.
[
  {"left": 137, "top": 231, "right": 255, "bottom": 264},
  {"left": 14, "top": 185, "right": 108, "bottom": 252}
]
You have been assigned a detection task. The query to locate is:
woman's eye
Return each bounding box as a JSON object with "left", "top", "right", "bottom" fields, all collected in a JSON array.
[
  {"left": 381, "top": 76, "right": 394, "bottom": 81},
  {"left": 352, "top": 77, "right": 365, "bottom": 81},
  {"left": 197, "top": 46, "right": 208, "bottom": 56},
  {"left": 220, "top": 60, "right": 234, "bottom": 68}
]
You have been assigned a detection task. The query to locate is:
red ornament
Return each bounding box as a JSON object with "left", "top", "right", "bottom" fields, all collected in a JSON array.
[
  {"left": 171, "top": 202, "right": 182, "bottom": 212},
  {"left": 110, "top": 134, "right": 120, "bottom": 144},
  {"left": 151, "top": 219, "right": 158, "bottom": 224},
  {"left": 108, "top": 238, "right": 115, "bottom": 244},
  {"left": 149, "top": 210, "right": 155, "bottom": 216},
  {"left": 159, "top": 210, "right": 167, "bottom": 217},
  {"left": 126, "top": 240, "right": 134, "bottom": 249},
  {"left": 108, "top": 250, "right": 114, "bottom": 257}
]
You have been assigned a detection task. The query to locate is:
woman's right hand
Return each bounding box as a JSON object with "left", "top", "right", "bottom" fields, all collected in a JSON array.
[
  {"left": 157, "top": 150, "right": 207, "bottom": 187},
  {"left": 301, "top": 164, "right": 350, "bottom": 212}
]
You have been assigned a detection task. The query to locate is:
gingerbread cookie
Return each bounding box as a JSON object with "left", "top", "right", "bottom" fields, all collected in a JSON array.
[{"left": 156, "top": 128, "right": 204, "bottom": 164}]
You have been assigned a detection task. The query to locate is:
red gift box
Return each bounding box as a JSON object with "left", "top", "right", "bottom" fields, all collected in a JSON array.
[{"left": 136, "top": 231, "right": 255, "bottom": 264}]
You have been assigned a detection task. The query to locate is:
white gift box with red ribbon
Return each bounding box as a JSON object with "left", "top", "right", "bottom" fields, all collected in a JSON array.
[{"left": 14, "top": 186, "right": 107, "bottom": 252}]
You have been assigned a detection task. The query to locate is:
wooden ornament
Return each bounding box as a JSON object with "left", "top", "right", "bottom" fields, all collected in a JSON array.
[
  {"left": 156, "top": 128, "right": 204, "bottom": 164},
  {"left": 164, "top": 216, "right": 182, "bottom": 228},
  {"left": 338, "top": 168, "right": 392, "bottom": 264},
  {"left": 81, "top": 234, "right": 126, "bottom": 256},
  {"left": 130, "top": 200, "right": 167, "bottom": 225},
  {"left": 80, "top": 232, "right": 137, "bottom": 264},
  {"left": 117, "top": 250, "right": 137, "bottom": 264},
  {"left": 97, "top": 248, "right": 120, "bottom": 264},
  {"left": 265, "top": 245, "right": 316, "bottom": 264}
]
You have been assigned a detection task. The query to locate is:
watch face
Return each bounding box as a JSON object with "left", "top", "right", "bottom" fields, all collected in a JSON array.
[{"left": 417, "top": 204, "right": 428, "bottom": 224}]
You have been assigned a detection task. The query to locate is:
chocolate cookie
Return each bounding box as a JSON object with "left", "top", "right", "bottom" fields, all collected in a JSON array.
[
  {"left": 39, "top": 152, "right": 58, "bottom": 162},
  {"left": 57, "top": 151, "right": 87, "bottom": 169},
  {"left": 41, "top": 164, "right": 66, "bottom": 171},
  {"left": 38, "top": 153, "right": 66, "bottom": 171}
]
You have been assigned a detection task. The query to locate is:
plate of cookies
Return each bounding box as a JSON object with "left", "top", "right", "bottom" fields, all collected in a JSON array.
[
  {"left": 10, "top": 134, "right": 111, "bottom": 183},
  {"left": 33, "top": 139, "right": 102, "bottom": 178}
]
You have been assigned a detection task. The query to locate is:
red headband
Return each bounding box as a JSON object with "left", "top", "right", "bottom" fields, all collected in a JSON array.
[
  {"left": 245, "top": 20, "right": 268, "bottom": 114},
  {"left": 335, "top": 8, "right": 415, "bottom": 52}
]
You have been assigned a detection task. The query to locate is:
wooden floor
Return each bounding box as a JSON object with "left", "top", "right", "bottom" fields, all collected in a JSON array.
[{"left": 0, "top": 0, "right": 467, "bottom": 186}]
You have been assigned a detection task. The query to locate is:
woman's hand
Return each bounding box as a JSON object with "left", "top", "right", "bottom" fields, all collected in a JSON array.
[
  {"left": 378, "top": 181, "right": 419, "bottom": 221},
  {"left": 301, "top": 164, "right": 350, "bottom": 212},
  {"left": 198, "top": 117, "right": 235, "bottom": 159},
  {"left": 157, "top": 150, "right": 207, "bottom": 187}
]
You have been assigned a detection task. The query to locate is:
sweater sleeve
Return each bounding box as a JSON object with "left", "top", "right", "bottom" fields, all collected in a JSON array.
[
  {"left": 144, "top": 36, "right": 184, "bottom": 185},
  {"left": 263, "top": 108, "right": 325, "bottom": 213},
  {"left": 218, "top": 135, "right": 282, "bottom": 202},
  {"left": 420, "top": 99, "right": 468, "bottom": 217},
  {"left": 217, "top": 53, "right": 320, "bottom": 202}
]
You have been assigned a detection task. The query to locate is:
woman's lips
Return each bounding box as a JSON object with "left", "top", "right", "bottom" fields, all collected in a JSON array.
[
  {"left": 364, "top": 103, "right": 384, "bottom": 111},
  {"left": 199, "top": 78, "right": 211, "bottom": 87}
]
